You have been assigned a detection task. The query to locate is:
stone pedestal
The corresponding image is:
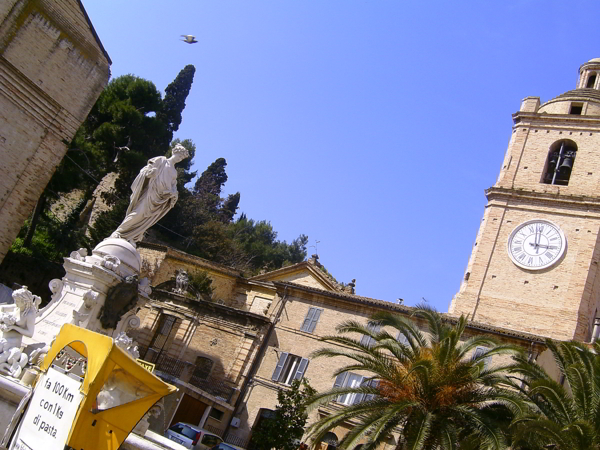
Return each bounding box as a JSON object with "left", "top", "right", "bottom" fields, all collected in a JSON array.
[{"left": 26, "top": 238, "right": 148, "bottom": 346}]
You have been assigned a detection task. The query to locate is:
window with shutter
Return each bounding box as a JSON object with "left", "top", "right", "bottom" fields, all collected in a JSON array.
[
  {"left": 396, "top": 332, "right": 409, "bottom": 347},
  {"left": 333, "top": 371, "right": 371, "bottom": 405},
  {"left": 363, "top": 379, "right": 379, "bottom": 402},
  {"left": 272, "top": 353, "right": 309, "bottom": 385},
  {"left": 300, "top": 307, "right": 323, "bottom": 333},
  {"left": 360, "top": 323, "right": 381, "bottom": 348},
  {"left": 472, "top": 346, "right": 492, "bottom": 369},
  {"left": 271, "top": 352, "right": 289, "bottom": 381}
]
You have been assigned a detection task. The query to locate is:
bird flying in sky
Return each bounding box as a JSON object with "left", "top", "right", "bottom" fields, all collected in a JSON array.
[{"left": 181, "top": 35, "right": 198, "bottom": 44}]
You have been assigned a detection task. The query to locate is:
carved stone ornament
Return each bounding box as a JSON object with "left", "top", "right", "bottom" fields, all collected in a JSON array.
[
  {"left": 69, "top": 248, "right": 88, "bottom": 261},
  {"left": 98, "top": 275, "right": 139, "bottom": 329},
  {"left": 173, "top": 269, "right": 189, "bottom": 295},
  {"left": 0, "top": 286, "right": 39, "bottom": 378},
  {"left": 83, "top": 289, "right": 99, "bottom": 310},
  {"left": 124, "top": 314, "right": 141, "bottom": 330},
  {"left": 38, "top": 278, "right": 64, "bottom": 317},
  {"left": 114, "top": 332, "right": 140, "bottom": 359},
  {"left": 139, "top": 277, "right": 152, "bottom": 295},
  {"left": 72, "top": 309, "right": 90, "bottom": 327},
  {"left": 48, "top": 279, "right": 63, "bottom": 297},
  {"left": 133, "top": 402, "right": 163, "bottom": 435},
  {"left": 101, "top": 255, "right": 121, "bottom": 272}
]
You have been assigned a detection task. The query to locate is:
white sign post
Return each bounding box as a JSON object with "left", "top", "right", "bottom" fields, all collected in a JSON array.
[{"left": 11, "top": 367, "right": 84, "bottom": 450}]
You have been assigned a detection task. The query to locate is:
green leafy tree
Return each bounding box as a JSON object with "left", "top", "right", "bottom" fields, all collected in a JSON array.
[
  {"left": 160, "top": 156, "right": 305, "bottom": 273},
  {"left": 306, "top": 306, "right": 525, "bottom": 450},
  {"left": 188, "top": 270, "right": 214, "bottom": 299},
  {"left": 509, "top": 339, "right": 600, "bottom": 450},
  {"left": 157, "top": 64, "right": 196, "bottom": 146},
  {"left": 229, "top": 215, "right": 308, "bottom": 271},
  {"left": 250, "top": 379, "right": 316, "bottom": 450},
  {"left": 155, "top": 138, "right": 198, "bottom": 241},
  {"left": 87, "top": 68, "right": 196, "bottom": 245}
]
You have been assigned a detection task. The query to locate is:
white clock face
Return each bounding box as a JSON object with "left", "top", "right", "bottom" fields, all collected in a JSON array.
[{"left": 507, "top": 219, "right": 566, "bottom": 270}]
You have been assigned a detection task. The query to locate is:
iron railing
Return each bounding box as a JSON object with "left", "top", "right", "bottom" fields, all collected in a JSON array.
[
  {"left": 225, "top": 433, "right": 251, "bottom": 449},
  {"left": 138, "top": 346, "right": 237, "bottom": 404},
  {"left": 203, "top": 423, "right": 225, "bottom": 436}
]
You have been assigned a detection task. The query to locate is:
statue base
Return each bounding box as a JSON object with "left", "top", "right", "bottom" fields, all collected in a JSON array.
[{"left": 25, "top": 238, "right": 148, "bottom": 346}]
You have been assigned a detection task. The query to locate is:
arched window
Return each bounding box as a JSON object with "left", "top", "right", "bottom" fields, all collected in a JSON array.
[
  {"left": 587, "top": 74, "right": 597, "bottom": 88},
  {"left": 318, "top": 432, "right": 339, "bottom": 450},
  {"left": 542, "top": 140, "right": 577, "bottom": 186}
]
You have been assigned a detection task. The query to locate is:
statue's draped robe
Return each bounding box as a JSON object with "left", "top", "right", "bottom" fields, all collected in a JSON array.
[{"left": 113, "top": 157, "right": 178, "bottom": 243}]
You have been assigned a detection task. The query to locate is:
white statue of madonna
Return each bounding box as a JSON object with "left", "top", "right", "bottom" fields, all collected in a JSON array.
[
  {"left": 0, "top": 286, "right": 39, "bottom": 378},
  {"left": 111, "top": 144, "right": 190, "bottom": 244}
]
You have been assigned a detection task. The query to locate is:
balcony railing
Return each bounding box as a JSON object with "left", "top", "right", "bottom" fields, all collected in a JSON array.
[{"left": 138, "top": 346, "right": 237, "bottom": 404}]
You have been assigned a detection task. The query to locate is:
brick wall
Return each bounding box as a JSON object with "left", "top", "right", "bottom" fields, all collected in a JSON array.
[{"left": 0, "top": 0, "right": 110, "bottom": 262}]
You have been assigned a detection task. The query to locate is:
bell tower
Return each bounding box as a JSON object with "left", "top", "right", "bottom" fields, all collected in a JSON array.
[{"left": 449, "top": 58, "right": 600, "bottom": 341}]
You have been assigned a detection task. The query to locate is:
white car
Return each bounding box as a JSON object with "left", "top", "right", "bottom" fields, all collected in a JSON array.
[{"left": 165, "top": 423, "right": 224, "bottom": 450}]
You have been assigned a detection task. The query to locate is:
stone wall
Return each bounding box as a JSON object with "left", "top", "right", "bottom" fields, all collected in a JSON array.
[
  {"left": 0, "top": 0, "right": 110, "bottom": 263},
  {"left": 138, "top": 243, "right": 245, "bottom": 308}
]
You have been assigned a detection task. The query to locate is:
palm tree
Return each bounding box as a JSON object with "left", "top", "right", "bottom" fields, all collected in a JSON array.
[
  {"left": 305, "top": 306, "right": 525, "bottom": 450},
  {"left": 509, "top": 339, "right": 600, "bottom": 450}
]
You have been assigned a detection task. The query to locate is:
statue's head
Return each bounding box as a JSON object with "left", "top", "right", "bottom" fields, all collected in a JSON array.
[
  {"left": 12, "top": 286, "right": 38, "bottom": 315},
  {"left": 171, "top": 144, "right": 190, "bottom": 161}
]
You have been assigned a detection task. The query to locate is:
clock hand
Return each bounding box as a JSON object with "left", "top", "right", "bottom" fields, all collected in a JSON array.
[{"left": 528, "top": 243, "right": 557, "bottom": 250}]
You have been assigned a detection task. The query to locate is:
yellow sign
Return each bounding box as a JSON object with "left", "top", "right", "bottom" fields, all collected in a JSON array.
[{"left": 136, "top": 359, "right": 155, "bottom": 373}]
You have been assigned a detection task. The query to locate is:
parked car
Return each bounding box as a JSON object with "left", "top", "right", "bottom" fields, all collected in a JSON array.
[
  {"left": 210, "top": 443, "right": 245, "bottom": 450},
  {"left": 165, "top": 423, "right": 223, "bottom": 450}
]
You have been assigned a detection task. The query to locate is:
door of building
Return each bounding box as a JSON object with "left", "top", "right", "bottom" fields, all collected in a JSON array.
[{"left": 170, "top": 394, "right": 208, "bottom": 427}]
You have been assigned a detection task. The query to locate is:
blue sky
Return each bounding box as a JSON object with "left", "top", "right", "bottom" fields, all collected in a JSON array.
[{"left": 84, "top": 0, "right": 600, "bottom": 312}]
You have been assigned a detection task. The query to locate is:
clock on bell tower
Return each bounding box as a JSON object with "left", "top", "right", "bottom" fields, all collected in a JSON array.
[{"left": 449, "top": 58, "right": 600, "bottom": 342}]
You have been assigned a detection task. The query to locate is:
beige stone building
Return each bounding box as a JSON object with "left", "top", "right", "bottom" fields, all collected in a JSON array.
[
  {"left": 0, "top": 0, "right": 111, "bottom": 263},
  {"left": 132, "top": 244, "right": 546, "bottom": 449}
]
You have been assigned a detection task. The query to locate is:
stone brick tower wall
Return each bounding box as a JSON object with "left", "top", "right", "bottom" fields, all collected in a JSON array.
[
  {"left": 0, "top": 0, "right": 111, "bottom": 263},
  {"left": 450, "top": 59, "right": 600, "bottom": 342}
]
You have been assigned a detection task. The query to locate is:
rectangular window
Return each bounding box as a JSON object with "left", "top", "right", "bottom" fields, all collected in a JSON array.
[
  {"left": 472, "top": 346, "right": 491, "bottom": 369},
  {"left": 396, "top": 332, "right": 409, "bottom": 347},
  {"left": 587, "top": 75, "right": 597, "bottom": 88},
  {"left": 570, "top": 103, "right": 583, "bottom": 115},
  {"left": 360, "top": 323, "right": 381, "bottom": 348},
  {"left": 209, "top": 407, "right": 224, "bottom": 421},
  {"left": 333, "top": 372, "right": 378, "bottom": 405},
  {"left": 271, "top": 353, "right": 309, "bottom": 385},
  {"left": 300, "top": 307, "right": 323, "bottom": 333},
  {"left": 145, "top": 314, "right": 177, "bottom": 362}
]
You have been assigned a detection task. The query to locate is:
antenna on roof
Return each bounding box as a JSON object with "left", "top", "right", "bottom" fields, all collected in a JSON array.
[{"left": 308, "top": 240, "right": 321, "bottom": 257}]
